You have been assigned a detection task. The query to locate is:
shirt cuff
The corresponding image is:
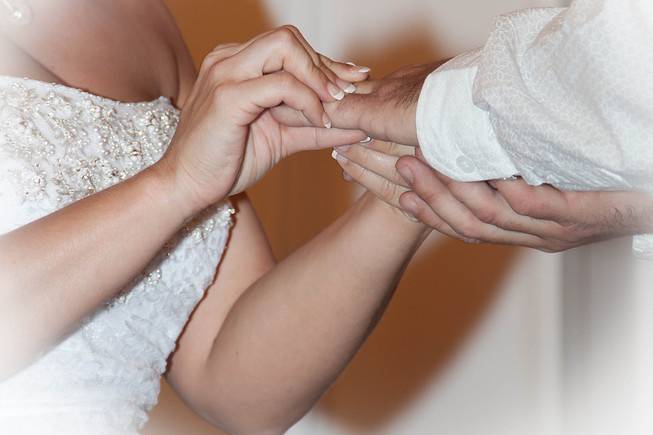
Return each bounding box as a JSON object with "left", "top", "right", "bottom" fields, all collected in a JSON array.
[
  {"left": 416, "top": 49, "right": 518, "bottom": 182},
  {"left": 633, "top": 234, "right": 653, "bottom": 260}
]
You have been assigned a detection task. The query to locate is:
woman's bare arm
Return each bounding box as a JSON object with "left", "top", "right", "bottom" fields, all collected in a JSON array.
[
  {"left": 0, "top": 166, "right": 200, "bottom": 379},
  {"left": 167, "top": 192, "right": 430, "bottom": 435}
]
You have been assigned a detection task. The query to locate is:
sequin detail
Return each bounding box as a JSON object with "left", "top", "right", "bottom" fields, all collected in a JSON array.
[{"left": 0, "top": 76, "right": 234, "bottom": 434}]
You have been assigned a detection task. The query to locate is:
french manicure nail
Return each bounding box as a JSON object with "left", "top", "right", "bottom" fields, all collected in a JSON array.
[
  {"left": 346, "top": 62, "right": 371, "bottom": 73},
  {"left": 331, "top": 149, "right": 347, "bottom": 164},
  {"left": 359, "top": 136, "right": 373, "bottom": 144},
  {"left": 344, "top": 83, "right": 357, "bottom": 94},
  {"left": 327, "top": 82, "right": 345, "bottom": 101},
  {"left": 402, "top": 210, "right": 420, "bottom": 223},
  {"left": 336, "top": 145, "right": 351, "bottom": 153},
  {"left": 323, "top": 113, "right": 332, "bottom": 129}
]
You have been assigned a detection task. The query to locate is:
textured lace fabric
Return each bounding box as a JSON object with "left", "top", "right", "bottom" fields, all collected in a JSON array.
[
  {"left": 0, "top": 76, "right": 234, "bottom": 434},
  {"left": 417, "top": 0, "right": 653, "bottom": 257}
]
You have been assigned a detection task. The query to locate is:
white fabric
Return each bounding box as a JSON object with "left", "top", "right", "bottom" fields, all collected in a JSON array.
[
  {"left": 416, "top": 0, "right": 653, "bottom": 255},
  {"left": 0, "top": 76, "right": 233, "bottom": 434}
]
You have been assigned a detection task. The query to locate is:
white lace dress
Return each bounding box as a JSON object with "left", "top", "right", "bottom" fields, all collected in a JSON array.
[{"left": 0, "top": 76, "right": 234, "bottom": 434}]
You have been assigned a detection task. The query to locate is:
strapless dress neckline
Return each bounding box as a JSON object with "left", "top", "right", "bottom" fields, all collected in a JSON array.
[
  {"left": 0, "top": 74, "right": 173, "bottom": 108},
  {"left": 0, "top": 74, "right": 233, "bottom": 435}
]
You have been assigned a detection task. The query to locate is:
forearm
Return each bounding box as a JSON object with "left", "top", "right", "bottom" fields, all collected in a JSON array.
[
  {"left": 201, "top": 193, "right": 429, "bottom": 434},
  {"left": 0, "top": 163, "right": 200, "bottom": 379}
]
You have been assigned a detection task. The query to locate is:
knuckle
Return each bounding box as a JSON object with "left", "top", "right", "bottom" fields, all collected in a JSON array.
[
  {"left": 456, "top": 221, "right": 481, "bottom": 240},
  {"left": 272, "top": 26, "right": 298, "bottom": 46},
  {"left": 418, "top": 187, "right": 441, "bottom": 208},
  {"left": 199, "top": 54, "right": 218, "bottom": 74},
  {"left": 474, "top": 206, "right": 498, "bottom": 225},
  {"left": 511, "top": 198, "right": 534, "bottom": 216},
  {"left": 211, "top": 84, "right": 234, "bottom": 105},
  {"left": 558, "top": 224, "right": 585, "bottom": 244},
  {"left": 379, "top": 180, "right": 399, "bottom": 201},
  {"left": 280, "top": 24, "right": 300, "bottom": 34},
  {"left": 207, "top": 61, "right": 226, "bottom": 80}
]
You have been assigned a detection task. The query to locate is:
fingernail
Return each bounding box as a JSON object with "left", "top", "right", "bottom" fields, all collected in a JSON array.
[
  {"left": 488, "top": 180, "right": 498, "bottom": 189},
  {"left": 336, "top": 145, "right": 351, "bottom": 153},
  {"left": 343, "top": 83, "right": 356, "bottom": 94},
  {"left": 343, "top": 170, "right": 353, "bottom": 182},
  {"left": 402, "top": 210, "right": 420, "bottom": 223},
  {"left": 401, "top": 197, "right": 420, "bottom": 222},
  {"left": 359, "top": 136, "right": 373, "bottom": 144},
  {"left": 331, "top": 149, "right": 347, "bottom": 164},
  {"left": 328, "top": 82, "right": 345, "bottom": 101},
  {"left": 346, "top": 62, "right": 371, "bottom": 74},
  {"left": 323, "top": 113, "right": 332, "bottom": 129},
  {"left": 397, "top": 165, "right": 414, "bottom": 185}
]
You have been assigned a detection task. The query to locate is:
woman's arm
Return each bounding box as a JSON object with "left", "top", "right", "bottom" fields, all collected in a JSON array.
[
  {"left": 166, "top": 192, "right": 430, "bottom": 435},
  {"left": 0, "top": 165, "right": 198, "bottom": 379},
  {"left": 0, "top": 26, "right": 365, "bottom": 380}
]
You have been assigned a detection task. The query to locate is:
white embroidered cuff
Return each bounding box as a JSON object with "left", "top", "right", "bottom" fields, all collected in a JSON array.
[
  {"left": 633, "top": 234, "right": 653, "bottom": 260},
  {"left": 416, "top": 50, "right": 518, "bottom": 182}
]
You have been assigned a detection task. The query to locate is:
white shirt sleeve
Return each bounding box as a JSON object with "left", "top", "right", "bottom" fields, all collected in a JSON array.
[{"left": 416, "top": 0, "right": 653, "bottom": 257}]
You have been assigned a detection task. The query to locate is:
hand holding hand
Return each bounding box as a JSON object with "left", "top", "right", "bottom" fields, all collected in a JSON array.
[
  {"left": 325, "top": 62, "right": 447, "bottom": 146},
  {"left": 155, "top": 26, "right": 369, "bottom": 213},
  {"left": 332, "top": 139, "right": 426, "bottom": 224},
  {"left": 396, "top": 156, "right": 653, "bottom": 252}
]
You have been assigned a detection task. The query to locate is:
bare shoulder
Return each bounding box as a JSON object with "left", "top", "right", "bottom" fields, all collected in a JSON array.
[{"left": 0, "top": 0, "right": 196, "bottom": 104}]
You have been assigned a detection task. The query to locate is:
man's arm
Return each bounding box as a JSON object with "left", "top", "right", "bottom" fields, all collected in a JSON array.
[
  {"left": 328, "top": 1, "right": 653, "bottom": 193},
  {"left": 326, "top": 0, "right": 653, "bottom": 254}
]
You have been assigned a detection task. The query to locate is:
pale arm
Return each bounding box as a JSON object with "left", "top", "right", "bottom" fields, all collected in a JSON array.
[
  {"left": 0, "top": 165, "right": 200, "bottom": 379},
  {"left": 167, "top": 192, "right": 430, "bottom": 435}
]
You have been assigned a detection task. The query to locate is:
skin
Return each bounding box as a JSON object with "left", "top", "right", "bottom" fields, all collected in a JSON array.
[
  {"left": 0, "top": 1, "right": 430, "bottom": 434},
  {"left": 334, "top": 141, "right": 653, "bottom": 252},
  {"left": 319, "top": 63, "right": 653, "bottom": 252}
]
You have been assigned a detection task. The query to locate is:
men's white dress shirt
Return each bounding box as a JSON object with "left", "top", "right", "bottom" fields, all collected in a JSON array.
[{"left": 416, "top": 0, "right": 652, "bottom": 257}]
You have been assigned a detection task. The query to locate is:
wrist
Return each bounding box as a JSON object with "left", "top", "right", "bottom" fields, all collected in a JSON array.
[
  {"left": 143, "top": 158, "right": 212, "bottom": 222},
  {"left": 366, "top": 193, "right": 432, "bottom": 241}
]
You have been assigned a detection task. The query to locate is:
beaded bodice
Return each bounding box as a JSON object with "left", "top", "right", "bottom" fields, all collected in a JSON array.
[{"left": 0, "top": 76, "right": 233, "bottom": 434}]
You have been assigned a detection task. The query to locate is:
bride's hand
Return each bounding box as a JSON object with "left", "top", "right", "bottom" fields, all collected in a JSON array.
[{"left": 156, "top": 26, "right": 369, "bottom": 212}]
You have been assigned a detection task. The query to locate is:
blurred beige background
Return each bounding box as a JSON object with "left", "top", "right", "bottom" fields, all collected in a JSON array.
[{"left": 145, "top": 1, "right": 568, "bottom": 435}]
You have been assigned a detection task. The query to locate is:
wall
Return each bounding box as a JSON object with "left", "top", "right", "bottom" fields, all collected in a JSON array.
[{"left": 145, "top": 1, "right": 567, "bottom": 434}]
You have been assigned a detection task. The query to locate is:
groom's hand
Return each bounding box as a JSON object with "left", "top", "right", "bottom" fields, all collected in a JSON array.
[
  {"left": 323, "top": 63, "right": 443, "bottom": 146},
  {"left": 396, "top": 156, "right": 653, "bottom": 252}
]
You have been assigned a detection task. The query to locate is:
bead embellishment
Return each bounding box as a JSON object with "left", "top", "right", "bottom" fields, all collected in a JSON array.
[{"left": 0, "top": 77, "right": 234, "bottom": 433}]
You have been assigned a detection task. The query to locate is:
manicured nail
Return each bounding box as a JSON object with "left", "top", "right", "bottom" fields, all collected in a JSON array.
[
  {"left": 336, "top": 145, "right": 351, "bottom": 153},
  {"left": 359, "top": 136, "right": 373, "bottom": 144},
  {"left": 402, "top": 210, "right": 420, "bottom": 223},
  {"left": 323, "top": 113, "right": 332, "bottom": 129},
  {"left": 331, "top": 149, "right": 347, "bottom": 164},
  {"left": 346, "top": 62, "right": 371, "bottom": 73},
  {"left": 327, "top": 82, "right": 345, "bottom": 101},
  {"left": 397, "top": 165, "right": 414, "bottom": 185},
  {"left": 344, "top": 83, "right": 357, "bottom": 94}
]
